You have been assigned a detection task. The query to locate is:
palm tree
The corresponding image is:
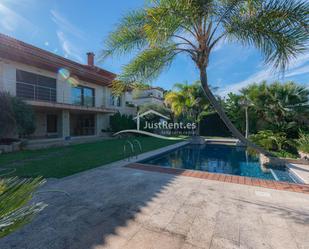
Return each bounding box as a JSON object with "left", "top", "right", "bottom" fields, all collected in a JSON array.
[
  {"left": 241, "top": 81, "right": 309, "bottom": 136},
  {"left": 0, "top": 177, "right": 46, "bottom": 238},
  {"left": 165, "top": 82, "right": 210, "bottom": 134},
  {"left": 102, "top": 0, "right": 309, "bottom": 156},
  {"left": 238, "top": 97, "right": 253, "bottom": 138}
]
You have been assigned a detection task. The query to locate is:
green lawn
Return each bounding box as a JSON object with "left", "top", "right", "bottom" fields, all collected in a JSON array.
[{"left": 0, "top": 137, "right": 181, "bottom": 178}]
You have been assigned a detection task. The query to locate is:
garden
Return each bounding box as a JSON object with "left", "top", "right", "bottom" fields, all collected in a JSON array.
[{"left": 1, "top": 0, "right": 309, "bottom": 242}]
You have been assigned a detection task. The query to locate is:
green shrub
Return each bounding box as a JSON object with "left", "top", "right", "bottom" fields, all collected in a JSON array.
[
  {"left": 109, "top": 112, "right": 136, "bottom": 132},
  {"left": 0, "top": 92, "right": 16, "bottom": 138},
  {"left": 11, "top": 97, "right": 36, "bottom": 137},
  {"left": 297, "top": 131, "right": 309, "bottom": 153},
  {"left": 249, "top": 130, "right": 298, "bottom": 157},
  {"left": 0, "top": 92, "right": 36, "bottom": 139}
]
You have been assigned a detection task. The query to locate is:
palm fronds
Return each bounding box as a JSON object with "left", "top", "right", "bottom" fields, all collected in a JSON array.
[{"left": 0, "top": 177, "right": 46, "bottom": 238}]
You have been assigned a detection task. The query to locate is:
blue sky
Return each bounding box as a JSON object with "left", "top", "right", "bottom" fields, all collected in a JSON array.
[{"left": 1, "top": 0, "right": 308, "bottom": 96}]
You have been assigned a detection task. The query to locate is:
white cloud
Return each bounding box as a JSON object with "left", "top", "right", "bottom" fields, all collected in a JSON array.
[
  {"left": 51, "top": 10, "right": 84, "bottom": 39},
  {"left": 219, "top": 50, "right": 309, "bottom": 96},
  {"left": 44, "top": 41, "right": 49, "bottom": 46},
  {"left": 0, "top": 2, "right": 36, "bottom": 32},
  {"left": 56, "top": 31, "right": 83, "bottom": 62},
  {"left": 285, "top": 64, "right": 309, "bottom": 78},
  {"left": 51, "top": 9, "right": 85, "bottom": 63},
  {"left": 219, "top": 69, "right": 273, "bottom": 96},
  {"left": 288, "top": 51, "right": 309, "bottom": 69}
]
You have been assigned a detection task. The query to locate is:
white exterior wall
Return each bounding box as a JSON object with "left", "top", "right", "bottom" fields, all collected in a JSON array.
[
  {"left": 133, "top": 97, "right": 164, "bottom": 106},
  {"left": 0, "top": 61, "right": 17, "bottom": 95},
  {"left": 62, "top": 110, "right": 70, "bottom": 138},
  {"left": 126, "top": 88, "right": 164, "bottom": 107},
  {"left": 0, "top": 58, "right": 109, "bottom": 108},
  {"left": 0, "top": 58, "right": 138, "bottom": 137},
  {"left": 105, "top": 87, "right": 137, "bottom": 116}
]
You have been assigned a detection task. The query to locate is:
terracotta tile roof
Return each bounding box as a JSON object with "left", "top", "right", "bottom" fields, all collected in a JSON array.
[{"left": 0, "top": 33, "right": 116, "bottom": 86}]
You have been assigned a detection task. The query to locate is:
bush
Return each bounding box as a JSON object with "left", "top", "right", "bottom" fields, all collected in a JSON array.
[
  {"left": 109, "top": 112, "right": 136, "bottom": 132},
  {"left": 11, "top": 97, "right": 36, "bottom": 137},
  {"left": 0, "top": 93, "right": 16, "bottom": 138},
  {"left": 0, "top": 93, "right": 36, "bottom": 139},
  {"left": 297, "top": 131, "right": 309, "bottom": 153},
  {"left": 249, "top": 130, "right": 298, "bottom": 157}
]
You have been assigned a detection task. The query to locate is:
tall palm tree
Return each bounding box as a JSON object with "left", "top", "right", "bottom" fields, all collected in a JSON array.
[{"left": 102, "top": 0, "right": 309, "bottom": 156}]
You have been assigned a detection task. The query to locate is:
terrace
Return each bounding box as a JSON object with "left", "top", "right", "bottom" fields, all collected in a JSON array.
[
  {"left": 0, "top": 141, "right": 308, "bottom": 249},
  {"left": 0, "top": 0, "right": 308, "bottom": 248}
]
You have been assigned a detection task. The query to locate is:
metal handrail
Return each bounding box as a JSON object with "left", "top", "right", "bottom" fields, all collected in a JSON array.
[
  {"left": 132, "top": 139, "right": 142, "bottom": 158},
  {"left": 123, "top": 140, "right": 134, "bottom": 161},
  {"left": 16, "top": 81, "right": 56, "bottom": 102}
]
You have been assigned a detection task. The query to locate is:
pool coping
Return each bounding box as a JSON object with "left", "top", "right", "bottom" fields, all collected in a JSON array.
[{"left": 125, "top": 163, "right": 309, "bottom": 194}]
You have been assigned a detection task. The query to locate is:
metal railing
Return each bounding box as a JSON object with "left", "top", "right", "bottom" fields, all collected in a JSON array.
[
  {"left": 123, "top": 140, "right": 134, "bottom": 161},
  {"left": 16, "top": 81, "right": 56, "bottom": 102},
  {"left": 132, "top": 139, "right": 142, "bottom": 157},
  {"left": 123, "top": 139, "right": 143, "bottom": 161}
]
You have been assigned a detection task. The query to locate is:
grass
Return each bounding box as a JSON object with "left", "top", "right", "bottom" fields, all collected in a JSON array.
[{"left": 0, "top": 137, "right": 181, "bottom": 178}]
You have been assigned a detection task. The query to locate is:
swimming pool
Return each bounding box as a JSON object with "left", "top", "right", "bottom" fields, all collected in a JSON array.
[{"left": 140, "top": 144, "right": 301, "bottom": 183}]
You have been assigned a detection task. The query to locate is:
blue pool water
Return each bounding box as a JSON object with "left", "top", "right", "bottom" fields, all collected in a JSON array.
[{"left": 141, "top": 144, "right": 300, "bottom": 183}]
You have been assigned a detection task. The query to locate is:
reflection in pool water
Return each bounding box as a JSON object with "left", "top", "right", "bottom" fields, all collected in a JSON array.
[{"left": 141, "top": 144, "right": 299, "bottom": 183}]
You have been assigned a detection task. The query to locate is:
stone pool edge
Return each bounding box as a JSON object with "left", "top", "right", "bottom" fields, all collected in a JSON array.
[{"left": 125, "top": 163, "right": 309, "bottom": 195}]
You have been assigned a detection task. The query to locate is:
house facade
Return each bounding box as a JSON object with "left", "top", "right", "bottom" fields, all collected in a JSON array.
[
  {"left": 0, "top": 34, "right": 136, "bottom": 140},
  {"left": 125, "top": 87, "right": 165, "bottom": 107}
]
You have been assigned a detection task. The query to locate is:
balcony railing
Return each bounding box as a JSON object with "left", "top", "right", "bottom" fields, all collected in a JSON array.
[{"left": 16, "top": 81, "right": 56, "bottom": 102}]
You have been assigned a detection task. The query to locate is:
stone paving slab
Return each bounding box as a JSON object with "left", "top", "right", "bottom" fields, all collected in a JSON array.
[
  {"left": 0, "top": 164, "right": 308, "bottom": 249},
  {"left": 127, "top": 163, "right": 309, "bottom": 194},
  {"left": 288, "top": 163, "right": 309, "bottom": 184}
]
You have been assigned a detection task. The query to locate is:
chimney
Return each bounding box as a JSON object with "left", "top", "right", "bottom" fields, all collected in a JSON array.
[{"left": 87, "top": 52, "right": 95, "bottom": 66}]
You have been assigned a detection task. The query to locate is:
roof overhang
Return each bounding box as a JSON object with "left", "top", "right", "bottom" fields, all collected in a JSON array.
[{"left": 0, "top": 34, "right": 116, "bottom": 87}]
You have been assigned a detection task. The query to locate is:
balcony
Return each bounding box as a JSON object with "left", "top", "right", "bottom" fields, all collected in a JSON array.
[{"left": 16, "top": 81, "right": 56, "bottom": 102}]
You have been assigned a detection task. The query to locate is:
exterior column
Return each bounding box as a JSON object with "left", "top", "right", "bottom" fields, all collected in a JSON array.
[
  {"left": 96, "top": 113, "right": 104, "bottom": 136},
  {"left": 62, "top": 110, "right": 70, "bottom": 139},
  {"left": 96, "top": 114, "right": 110, "bottom": 136}
]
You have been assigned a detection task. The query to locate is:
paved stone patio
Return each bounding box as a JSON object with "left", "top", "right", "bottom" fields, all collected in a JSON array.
[
  {"left": 0, "top": 164, "right": 308, "bottom": 249},
  {"left": 127, "top": 163, "right": 309, "bottom": 194}
]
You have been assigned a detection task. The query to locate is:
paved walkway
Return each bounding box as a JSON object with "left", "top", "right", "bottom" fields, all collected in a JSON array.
[
  {"left": 288, "top": 163, "right": 309, "bottom": 184},
  {"left": 1, "top": 165, "right": 308, "bottom": 249}
]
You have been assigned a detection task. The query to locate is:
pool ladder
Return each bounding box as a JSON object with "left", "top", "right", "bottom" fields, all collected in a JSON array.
[{"left": 123, "top": 139, "right": 143, "bottom": 161}]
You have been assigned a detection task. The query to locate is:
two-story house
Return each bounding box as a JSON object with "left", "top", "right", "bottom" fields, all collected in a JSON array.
[
  {"left": 0, "top": 33, "right": 136, "bottom": 140},
  {"left": 125, "top": 87, "right": 165, "bottom": 107}
]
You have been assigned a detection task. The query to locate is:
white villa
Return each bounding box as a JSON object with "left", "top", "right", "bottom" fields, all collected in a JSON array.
[
  {"left": 125, "top": 87, "right": 165, "bottom": 107},
  {"left": 0, "top": 34, "right": 165, "bottom": 140}
]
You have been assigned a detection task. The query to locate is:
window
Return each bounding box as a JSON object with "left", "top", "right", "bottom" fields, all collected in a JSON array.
[
  {"left": 110, "top": 95, "right": 122, "bottom": 107},
  {"left": 46, "top": 114, "right": 58, "bottom": 133},
  {"left": 72, "top": 87, "right": 82, "bottom": 105},
  {"left": 71, "top": 86, "right": 95, "bottom": 107},
  {"left": 16, "top": 70, "right": 56, "bottom": 102},
  {"left": 84, "top": 88, "right": 94, "bottom": 106}
]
